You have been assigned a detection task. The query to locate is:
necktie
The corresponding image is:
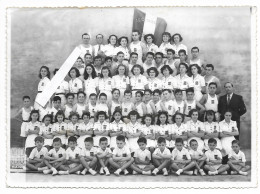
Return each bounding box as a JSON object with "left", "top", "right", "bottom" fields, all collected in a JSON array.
[
  {"left": 227, "top": 94, "right": 231, "bottom": 105},
  {"left": 98, "top": 45, "right": 101, "bottom": 51}
]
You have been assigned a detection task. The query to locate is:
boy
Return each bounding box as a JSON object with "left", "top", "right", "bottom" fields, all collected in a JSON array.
[
  {"left": 108, "top": 135, "right": 134, "bottom": 176},
  {"left": 121, "top": 90, "right": 135, "bottom": 123},
  {"left": 93, "top": 55, "right": 103, "bottom": 76},
  {"left": 128, "top": 52, "right": 139, "bottom": 77},
  {"left": 152, "top": 137, "right": 171, "bottom": 176},
  {"left": 189, "top": 47, "right": 205, "bottom": 69},
  {"left": 79, "top": 137, "right": 98, "bottom": 175},
  {"left": 161, "top": 89, "right": 175, "bottom": 122},
  {"left": 104, "top": 56, "right": 113, "bottom": 74},
  {"left": 227, "top": 140, "right": 250, "bottom": 176},
  {"left": 204, "top": 64, "right": 221, "bottom": 94},
  {"left": 204, "top": 138, "right": 230, "bottom": 175},
  {"left": 129, "top": 30, "right": 146, "bottom": 65},
  {"left": 171, "top": 138, "right": 196, "bottom": 176},
  {"left": 175, "top": 49, "right": 188, "bottom": 68},
  {"left": 131, "top": 137, "right": 155, "bottom": 175},
  {"left": 96, "top": 137, "right": 112, "bottom": 175},
  {"left": 84, "top": 53, "right": 93, "bottom": 66},
  {"left": 111, "top": 51, "right": 126, "bottom": 76},
  {"left": 43, "top": 137, "right": 66, "bottom": 175},
  {"left": 58, "top": 136, "right": 83, "bottom": 175},
  {"left": 47, "top": 96, "right": 62, "bottom": 122},
  {"left": 154, "top": 52, "right": 164, "bottom": 78},
  {"left": 25, "top": 136, "right": 49, "bottom": 172},
  {"left": 189, "top": 139, "right": 206, "bottom": 175}
]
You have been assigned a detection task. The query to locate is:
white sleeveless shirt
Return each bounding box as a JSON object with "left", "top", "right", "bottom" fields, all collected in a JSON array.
[
  {"left": 121, "top": 102, "right": 132, "bottom": 117},
  {"left": 64, "top": 104, "right": 73, "bottom": 119},
  {"left": 111, "top": 100, "right": 121, "bottom": 115},
  {"left": 205, "top": 94, "right": 218, "bottom": 112},
  {"left": 130, "top": 41, "right": 143, "bottom": 65},
  {"left": 185, "top": 100, "right": 196, "bottom": 115},
  {"left": 88, "top": 103, "right": 97, "bottom": 117},
  {"left": 173, "top": 100, "right": 185, "bottom": 114},
  {"left": 76, "top": 103, "right": 86, "bottom": 118},
  {"left": 22, "top": 106, "right": 33, "bottom": 121}
]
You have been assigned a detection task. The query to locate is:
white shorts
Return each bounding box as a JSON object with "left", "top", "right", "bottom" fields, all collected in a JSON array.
[
  {"left": 209, "top": 164, "right": 222, "bottom": 171},
  {"left": 25, "top": 134, "right": 38, "bottom": 148}
]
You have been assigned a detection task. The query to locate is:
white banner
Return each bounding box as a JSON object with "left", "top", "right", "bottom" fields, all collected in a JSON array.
[
  {"left": 142, "top": 12, "right": 157, "bottom": 36},
  {"left": 35, "top": 47, "right": 81, "bottom": 107}
]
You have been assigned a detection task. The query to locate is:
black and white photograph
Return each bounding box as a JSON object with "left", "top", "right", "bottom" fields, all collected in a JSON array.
[{"left": 2, "top": 2, "right": 259, "bottom": 189}]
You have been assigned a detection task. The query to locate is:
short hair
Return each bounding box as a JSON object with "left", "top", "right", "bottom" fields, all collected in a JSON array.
[
  {"left": 156, "top": 111, "right": 169, "bottom": 125},
  {"left": 94, "top": 55, "right": 102, "bottom": 61},
  {"left": 105, "top": 56, "right": 113, "bottom": 62},
  {"left": 107, "top": 34, "right": 118, "bottom": 44},
  {"left": 191, "top": 46, "right": 199, "bottom": 52},
  {"left": 144, "top": 34, "right": 155, "bottom": 43},
  {"left": 189, "top": 64, "right": 202, "bottom": 74},
  {"left": 132, "top": 29, "right": 141, "bottom": 35},
  {"left": 157, "top": 137, "right": 166, "bottom": 144},
  {"left": 99, "top": 92, "right": 107, "bottom": 99},
  {"left": 142, "top": 114, "right": 154, "bottom": 125},
  {"left": 53, "top": 137, "right": 62, "bottom": 144},
  {"left": 172, "top": 33, "right": 183, "bottom": 42},
  {"left": 53, "top": 96, "right": 61, "bottom": 102},
  {"left": 97, "top": 111, "right": 107, "bottom": 119},
  {"left": 189, "top": 139, "right": 198, "bottom": 145},
  {"left": 53, "top": 68, "right": 59, "bottom": 75},
  {"left": 38, "top": 66, "right": 50, "bottom": 79},
  {"left": 116, "top": 135, "right": 125, "bottom": 142},
  {"left": 77, "top": 91, "right": 86, "bottom": 98},
  {"left": 189, "top": 109, "right": 199, "bottom": 117},
  {"left": 162, "top": 32, "right": 171, "bottom": 40},
  {"left": 82, "top": 111, "right": 90, "bottom": 119},
  {"left": 131, "top": 64, "right": 144, "bottom": 75},
  {"left": 175, "top": 138, "right": 184, "bottom": 144},
  {"left": 68, "top": 136, "right": 77, "bottom": 143},
  {"left": 155, "top": 52, "right": 163, "bottom": 58},
  {"left": 146, "top": 52, "right": 154, "bottom": 58},
  {"left": 118, "top": 36, "right": 129, "bottom": 45},
  {"left": 117, "top": 51, "right": 124, "bottom": 56},
  {"left": 209, "top": 82, "right": 217, "bottom": 88},
  {"left": 130, "top": 52, "right": 138, "bottom": 57},
  {"left": 66, "top": 93, "right": 75, "bottom": 99},
  {"left": 174, "top": 89, "right": 182, "bottom": 95},
  {"left": 232, "top": 140, "right": 240, "bottom": 146},
  {"left": 206, "top": 64, "right": 214, "bottom": 70},
  {"left": 23, "top": 95, "right": 30, "bottom": 100},
  {"left": 135, "top": 90, "right": 144, "bottom": 97},
  {"left": 68, "top": 67, "right": 80, "bottom": 78},
  {"left": 153, "top": 89, "right": 162, "bottom": 96},
  {"left": 111, "top": 88, "right": 120, "bottom": 96},
  {"left": 147, "top": 67, "right": 159, "bottom": 77},
  {"left": 84, "top": 64, "right": 97, "bottom": 80},
  {"left": 224, "top": 110, "right": 233, "bottom": 116},
  {"left": 144, "top": 89, "right": 152, "bottom": 95},
  {"left": 54, "top": 110, "right": 65, "bottom": 122},
  {"left": 84, "top": 137, "right": 94, "bottom": 144},
  {"left": 205, "top": 110, "right": 216, "bottom": 122},
  {"left": 100, "top": 66, "right": 112, "bottom": 78},
  {"left": 208, "top": 138, "right": 217, "bottom": 145},
  {"left": 82, "top": 33, "right": 90, "bottom": 39},
  {"left": 137, "top": 137, "right": 147, "bottom": 144},
  {"left": 167, "top": 49, "right": 175, "bottom": 55},
  {"left": 172, "top": 113, "right": 184, "bottom": 123},
  {"left": 224, "top": 82, "right": 234, "bottom": 87},
  {"left": 89, "top": 93, "right": 97, "bottom": 98},
  {"left": 127, "top": 110, "right": 140, "bottom": 119},
  {"left": 34, "top": 136, "right": 44, "bottom": 143},
  {"left": 84, "top": 53, "right": 92, "bottom": 59},
  {"left": 96, "top": 34, "right": 104, "bottom": 39},
  {"left": 124, "top": 90, "right": 132, "bottom": 95},
  {"left": 29, "top": 110, "right": 40, "bottom": 122},
  {"left": 42, "top": 114, "right": 53, "bottom": 123},
  {"left": 186, "top": 87, "right": 194, "bottom": 94},
  {"left": 99, "top": 137, "right": 108, "bottom": 143},
  {"left": 161, "top": 65, "right": 173, "bottom": 75},
  {"left": 178, "top": 49, "right": 187, "bottom": 56}
]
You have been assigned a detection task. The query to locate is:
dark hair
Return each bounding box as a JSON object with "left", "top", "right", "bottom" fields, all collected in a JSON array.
[
  {"left": 162, "top": 32, "right": 171, "bottom": 41},
  {"left": 42, "top": 114, "right": 53, "bottom": 123},
  {"left": 116, "top": 135, "right": 125, "bottom": 142},
  {"left": 84, "top": 137, "right": 94, "bottom": 143},
  {"left": 174, "top": 89, "right": 182, "bottom": 95},
  {"left": 167, "top": 49, "right": 175, "bottom": 55},
  {"left": 191, "top": 46, "right": 199, "bottom": 52},
  {"left": 205, "top": 110, "right": 216, "bottom": 122},
  {"left": 144, "top": 34, "right": 155, "bottom": 43},
  {"left": 107, "top": 34, "right": 118, "bottom": 45},
  {"left": 208, "top": 138, "right": 217, "bottom": 145},
  {"left": 53, "top": 96, "right": 61, "bottom": 102},
  {"left": 97, "top": 111, "right": 108, "bottom": 119},
  {"left": 157, "top": 137, "right": 166, "bottom": 144},
  {"left": 209, "top": 82, "right": 217, "bottom": 88},
  {"left": 76, "top": 57, "right": 84, "bottom": 63},
  {"left": 117, "top": 51, "right": 124, "bottom": 56},
  {"left": 130, "top": 52, "right": 138, "bottom": 57},
  {"left": 55, "top": 110, "right": 65, "bottom": 122},
  {"left": 69, "top": 112, "right": 80, "bottom": 120},
  {"left": 84, "top": 64, "right": 97, "bottom": 80},
  {"left": 68, "top": 136, "right": 77, "bottom": 143},
  {"left": 128, "top": 110, "right": 140, "bottom": 119},
  {"left": 172, "top": 113, "right": 184, "bottom": 123},
  {"left": 29, "top": 110, "right": 40, "bottom": 122},
  {"left": 147, "top": 67, "right": 159, "bottom": 77},
  {"left": 189, "top": 109, "right": 199, "bottom": 118},
  {"left": 186, "top": 87, "right": 194, "bottom": 94},
  {"left": 82, "top": 33, "right": 90, "bottom": 39},
  {"left": 100, "top": 66, "right": 112, "bottom": 78},
  {"left": 153, "top": 89, "right": 162, "bottom": 96},
  {"left": 161, "top": 65, "right": 173, "bottom": 75},
  {"left": 105, "top": 56, "right": 113, "bottom": 62},
  {"left": 94, "top": 55, "right": 102, "bottom": 61},
  {"left": 115, "top": 64, "right": 127, "bottom": 76},
  {"left": 232, "top": 140, "right": 240, "bottom": 146},
  {"left": 118, "top": 36, "right": 129, "bottom": 45},
  {"left": 96, "top": 34, "right": 104, "bottom": 39},
  {"left": 157, "top": 111, "right": 168, "bottom": 125},
  {"left": 38, "top": 66, "right": 50, "bottom": 79},
  {"left": 77, "top": 91, "right": 86, "bottom": 98},
  {"left": 190, "top": 64, "right": 202, "bottom": 75},
  {"left": 89, "top": 93, "right": 97, "bottom": 98},
  {"left": 99, "top": 92, "right": 107, "bottom": 99},
  {"left": 206, "top": 64, "right": 214, "bottom": 70},
  {"left": 112, "top": 88, "right": 120, "bottom": 95},
  {"left": 224, "top": 110, "right": 233, "bottom": 116},
  {"left": 224, "top": 82, "right": 234, "bottom": 88},
  {"left": 82, "top": 111, "right": 91, "bottom": 119},
  {"left": 131, "top": 64, "right": 144, "bottom": 75},
  {"left": 179, "top": 63, "right": 189, "bottom": 72},
  {"left": 172, "top": 33, "right": 183, "bottom": 42},
  {"left": 84, "top": 53, "right": 92, "bottom": 59},
  {"left": 34, "top": 136, "right": 44, "bottom": 143},
  {"left": 110, "top": 109, "right": 122, "bottom": 122},
  {"left": 132, "top": 29, "right": 141, "bottom": 35},
  {"left": 155, "top": 52, "right": 163, "bottom": 58},
  {"left": 146, "top": 52, "right": 154, "bottom": 58},
  {"left": 124, "top": 90, "right": 132, "bottom": 95},
  {"left": 53, "top": 137, "right": 62, "bottom": 144},
  {"left": 142, "top": 114, "right": 154, "bottom": 125},
  {"left": 65, "top": 93, "right": 75, "bottom": 99},
  {"left": 68, "top": 67, "right": 80, "bottom": 78},
  {"left": 144, "top": 89, "right": 152, "bottom": 95},
  {"left": 137, "top": 137, "right": 147, "bottom": 144},
  {"left": 23, "top": 95, "right": 30, "bottom": 100},
  {"left": 178, "top": 49, "right": 187, "bottom": 56},
  {"left": 99, "top": 137, "right": 108, "bottom": 143},
  {"left": 175, "top": 138, "right": 184, "bottom": 144},
  {"left": 135, "top": 90, "right": 144, "bottom": 97},
  {"left": 189, "top": 139, "right": 198, "bottom": 145},
  {"left": 53, "top": 68, "right": 59, "bottom": 75}
]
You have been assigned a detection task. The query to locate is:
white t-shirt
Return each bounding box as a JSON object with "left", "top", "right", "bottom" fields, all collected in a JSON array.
[
  {"left": 171, "top": 147, "right": 191, "bottom": 160},
  {"left": 186, "top": 120, "right": 205, "bottom": 132},
  {"left": 80, "top": 146, "right": 97, "bottom": 157},
  {"left": 68, "top": 78, "right": 83, "bottom": 93},
  {"left": 66, "top": 147, "right": 81, "bottom": 160},
  {"left": 29, "top": 147, "right": 48, "bottom": 160},
  {"left": 158, "top": 42, "right": 174, "bottom": 56},
  {"left": 38, "top": 77, "right": 50, "bottom": 92},
  {"left": 112, "top": 75, "right": 130, "bottom": 91},
  {"left": 55, "top": 80, "right": 69, "bottom": 94},
  {"left": 171, "top": 123, "right": 187, "bottom": 136},
  {"left": 97, "top": 147, "right": 112, "bottom": 155},
  {"left": 48, "top": 147, "right": 66, "bottom": 159},
  {"left": 219, "top": 120, "right": 238, "bottom": 132},
  {"left": 204, "top": 122, "right": 221, "bottom": 134},
  {"left": 189, "top": 149, "right": 204, "bottom": 159},
  {"left": 161, "top": 75, "right": 177, "bottom": 90},
  {"left": 112, "top": 146, "right": 131, "bottom": 157},
  {"left": 192, "top": 74, "right": 206, "bottom": 92},
  {"left": 153, "top": 147, "right": 171, "bottom": 156},
  {"left": 93, "top": 121, "right": 110, "bottom": 132},
  {"left": 205, "top": 149, "right": 222, "bottom": 162},
  {"left": 147, "top": 78, "right": 162, "bottom": 91},
  {"left": 110, "top": 120, "right": 127, "bottom": 132},
  {"left": 97, "top": 77, "right": 113, "bottom": 92},
  {"left": 130, "top": 75, "right": 148, "bottom": 90},
  {"left": 134, "top": 148, "right": 151, "bottom": 161},
  {"left": 228, "top": 150, "right": 246, "bottom": 162},
  {"left": 175, "top": 74, "right": 194, "bottom": 90}
]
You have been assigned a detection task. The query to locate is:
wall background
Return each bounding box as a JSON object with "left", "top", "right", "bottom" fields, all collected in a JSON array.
[{"left": 10, "top": 7, "right": 251, "bottom": 148}]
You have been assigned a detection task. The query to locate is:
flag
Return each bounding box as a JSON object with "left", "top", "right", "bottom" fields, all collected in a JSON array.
[
  {"left": 35, "top": 47, "right": 81, "bottom": 107},
  {"left": 132, "top": 8, "right": 167, "bottom": 46}
]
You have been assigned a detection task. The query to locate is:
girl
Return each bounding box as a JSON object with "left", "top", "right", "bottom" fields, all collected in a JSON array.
[
  {"left": 108, "top": 89, "right": 121, "bottom": 118},
  {"left": 72, "top": 91, "right": 87, "bottom": 120},
  {"left": 96, "top": 66, "right": 113, "bottom": 102},
  {"left": 190, "top": 64, "right": 206, "bottom": 101},
  {"left": 109, "top": 110, "right": 127, "bottom": 150},
  {"left": 142, "top": 52, "right": 155, "bottom": 77},
  {"left": 52, "top": 111, "right": 67, "bottom": 147},
  {"left": 68, "top": 67, "right": 83, "bottom": 101},
  {"left": 155, "top": 111, "right": 171, "bottom": 148},
  {"left": 63, "top": 93, "right": 74, "bottom": 122},
  {"left": 171, "top": 33, "right": 188, "bottom": 58},
  {"left": 158, "top": 32, "right": 174, "bottom": 58},
  {"left": 104, "top": 34, "right": 118, "bottom": 60},
  {"left": 134, "top": 91, "right": 147, "bottom": 122},
  {"left": 39, "top": 114, "right": 54, "bottom": 151},
  {"left": 83, "top": 64, "right": 97, "bottom": 101},
  {"left": 219, "top": 110, "right": 239, "bottom": 155},
  {"left": 143, "top": 89, "right": 156, "bottom": 116},
  {"left": 93, "top": 111, "right": 111, "bottom": 147},
  {"left": 130, "top": 65, "right": 148, "bottom": 97},
  {"left": 74, "top": 57, "right": 85, "bottom": 81},
  {"left": 141, "top": 114, "right": 156, "bottom": 153},
  {"left": 114, "top": 36, "right": 130, "bottom": 60},
  {"left": 126, "top": 110, "right": 142, "bottom": 153},
  {"left": 78, "top": 33, "right": 95, "bottom": 59},
  {"left": 160, "top": 65, "right": 176, "bottom": 91},
  {"left": 147, "top": 67, "right": 162, "bottom": 92},
  {"left": 96, "top": 93, "right": 109, "bottom": 119},
  {"left": 77, "top": 112, "right": 94, "bottom": 149},
  {"left": 170, "top": 113, "right": 188, "bottom": 148},
  {"left": 67, "top": 112, "right": 80, "bottom": 139},
  {"left": 112, "top": 64, "right": 130, "bottom": 100},
  {"left": 25, "top": 110, "right": 41, "bottom": 157},
  {"left": 203, "top": 110, "right": 222, "bottom": 151},
  {"left": 121, "top": 90, "right": 135, "bottom": 124},
  {"left": 144, "top": 34, "right": 158, "bottom": 54},
  {"left": 34, "top": 66, "right": 51, "bottom": 109},
  {"left": 186, "top": 109, "right": 205, "bottom": 152}
]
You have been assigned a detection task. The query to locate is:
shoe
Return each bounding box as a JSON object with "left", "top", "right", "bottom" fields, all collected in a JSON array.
[
  {"left": 231, "top": 171, "right": 238, "bottom": 175},
  {"left": 99, "top": 167, "right": 104, "bottom": 175},
  {"left": 104, "top": 167, "right": 110, "bottom": 176},
  {"left": 76, "top": 171, "right": 81, "bottom": 175},
  {"left": 175, "top": 169, "right": 183, "bottom": 176},
  {"left": 43, "top": 169, "right": 52, "bottom": 175},
  {"left": 193, "top": 169, "right": 198, "bottom": 176},
  {"left": 52, "top": 168, "right": 58, "bottom": 176},
  {"left": 124, "top": 169, "right": 129, "bottom": 175},
  {"left": 132, "top": 170, "right": 138, "bottom": 175},
  {"left": 89, "top": 168, "right": 97, "bottom": 175},
  {"left": 239, "top": 171, "right": 248, "bottom": 176},
  {"left": 199, "top": 169, "right": 206, "bottom": 176},
  {"left": 81, "top": 168, "right": 88, "bottom": 175},
  {"left": 142, "top": 170, "right": 151, "bottom": 175},
  {"left": 22, "top": 166, "right": 29, "bottom": 171},
  {"left": 58, "top": 170, "right": 69, "bottom": 175},
  {"left": 114, "top": 169, "right": 121, "bottom": 176},
  {"left": 38, "top": 166, "right": 49, "bottom": 172},
  {"left": 152, "top": 168, "right": 159, "bottom": 176},
  {"left": 220, "top": 171, "right": 228, "bottom": 175},
  {"left": 208, "top": 171, "right": 216, "bottom": 176},
  {"left": 183, "top": 171, "right": 193, "bottom": 175},
  {"left": 162, "top": 168, "right": 168, "bottom": 176}
]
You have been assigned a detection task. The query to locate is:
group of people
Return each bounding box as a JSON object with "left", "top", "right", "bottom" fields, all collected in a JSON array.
[{"left": 15, "top": 30, "right": 249, "bottom": 177}]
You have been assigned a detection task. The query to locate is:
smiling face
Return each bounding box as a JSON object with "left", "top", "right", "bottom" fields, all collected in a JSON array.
[
  {"left": 144, "top": 91, "right": 151, "bottom": 101},
  {"left": 71, "top": 115, "right": 78, "bottom": 124},
  {"left": 114, "top": 112, "right": 122, "bottom": 122},
  {"left": 98, "top": 114, "right": 105, "bottom": 123},
  {"left": 86, "top": 66, "right": 93, "bottom": 76},
  {"left": 101, "top": 68, "right": 109, "bottom": 78},
  {"left": 191, "top": 66, "right": 198, "bottom": 75},
  {"left": 68, "top": 141, "right": 77, "bottom": 150},
  {"left": 118, "top": 65, "right": 125, "bottom": 76},
  {"left": 175, "top": 142, "right": 183, "bottom": 151},
  {"left": 84, "top": 141, "right": 93, "bottom": 150},
  {"left": 84, "top": 55, "right": 92, "bottom": 64},
  {"left": 190, "top": 141, "right": 198, "bottom": 151},
  {"left": 144, "top": 116, "right": 152, "bottom": 126},
  {"left": 69, "top": 69, "right": 77, "bottom": 78},
  {"left": 35, "top": 140, "right": 44, "bottom": 149},
  {"left": 130, "top": 114, "right": 137, "bottom": 122},
  {"left": 167, "top": 51, "right": 174, "bottom": 60},
  {"left": 146, "top": 54, "right": 154, "bottom": 63},
  {"left": 138, "top": 142, "right": 146, "bottom": 151},
  {"left": 44, "top": 116, "right": 51, "bottom": 126},
  {"left": 40, "top": 67, "right": 48, "bottom": 78},
  {"left": 133, "top": 67, "right": 141, "bottom": 76},
  {"left": 135, "top": 93, "right": 142, "bottom": 102},
  {"left": 191, "top": 111, "right": 199, "bottom": 122},
  {"left": 159, "top": 114, "right": 167, "bottom": 124},
  {"left": 100, "top": 140, "right": 108, "bottom": 150},
  {"left": 224, "top": 83, "right": 234, "bottom": 94},
  {"left": 162, "top": 68, "right": 170, "bottom": 76},
  {"left": 162, "top": 34, "right": 170, "bottom": 43},
  {"left": 117, "top": 54, "right": 124, "bottom": 62},
  {"left": 77, "top": 93, "right": 85, "bottom": 103},
  {"left": 153, "top": 92, "right": 160, "bottom": 101},
  {"left": 175, "top": 114, "right": 183, "bottom": 125},
  {"left": 109, "top": 36, "right": 117, "bottom": 45},
  {"left": 31, "top": 113, "right": 39, "bottom": 122},
  {"left": 82, "top": 34, "right": 90, "bottom": 44},
  {"left": 206, "top": 113, "right": 214, "bottom": 122},
  {"left": 53, "top": 141, "right": 62, "bottom": 150},
  {"left": 83, "top": 114, "right": 90, "bottom": 123}
]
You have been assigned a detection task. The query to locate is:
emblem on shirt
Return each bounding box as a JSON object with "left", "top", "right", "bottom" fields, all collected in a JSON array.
[
  {"left": 48, "top": 128, "right": 51, "bottom": 132},
  {"left": 41, "top": 82, "right": 44, "bottom": 86},
  {"left": 40, "top": 154, "right": 44, "bottom": 159},
  {"left": 34, "top": 126, "right": 37, "bottom": 130},
  {"left": 214, "top": 155, "right": 218, "bottom": 159},
  {"left": 103, "top": 125, "right": 107, "bottom": 130},
  {"left": 74, "top": 83, "right": 77, "bottom": 87},
  {"left": 182, "top": 155, "right": 187, "bottom": 160},
  {"left": 195, "top": 81, "right": 199, "bottom": 85},
  {"left": 150, "top": 129, "right": 153, "bottom": 134},
  {"left": 138, "top": 79, "right": 141, "bottom": 83},
  {"left": 198, "top": 127, "right": 201, "bottom": 132},
  {"left": 154, "top": 83, "right": 157, "bottom": 87},
  {"left": 165, "top": 130, "right": 169, "bottom": 135},
  {"left": 123, "top": 78, "right": 126, "bottom": 82},
  {"left": 90, "top": 152, "right": 94, "bottom": 156},
  {"left": 232, "top": 126, "right": 235, "bottom": 132},
  {"left": 183, "top": 81, "right": 187, "bottom": 85},
  {"left": 188, "top": 106, "right": 191, "bottom": 110},
  {"left": 57, "top": 86, "right": 60, "bottom": 89},
  {"left": 75, "top": 154, "right": 79, "bottom": 158},
  {"left": 168, "top": 105, "right": 172, "bottom": 110},
  {"left": 122, "top": 153, "right": 127, "bottom": 157},
  {"left": 120, "top": 127, "right": 123, "bottom": 131},
  {"left": 59, "top": 154, "right": 63, "bottom": 158},
  {"left": 76, "top": 126, "right": 79, "bottom": 131},
  {"left": 134, "top": 48, "right": 137, "bottom": 52},
  {"left": 168, "top": 82, "right": 171, "bottom": 85},
  {"left": 124, "top": 108, "right": 128, "bottom": 112},
  {"left": 62, "top": 126, "right": 64, "bottom": 130},
  {"left": 108, "top": 81, "right": 111, "bottom": 85},
  {"left": 211, "top": 100, "right": 214, "bottom": 104}
]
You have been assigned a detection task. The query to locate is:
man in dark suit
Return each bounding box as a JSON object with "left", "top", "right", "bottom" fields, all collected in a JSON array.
[{"left": 218, "top": 82, "right": 247, "bottom": 139}]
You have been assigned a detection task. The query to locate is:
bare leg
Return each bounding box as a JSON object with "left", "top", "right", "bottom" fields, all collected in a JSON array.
[
  {"left": 227, "top": 161, "right": 241, "bottom": 173},
  {"left": 217, "top": 164, "right": 230, "bottom": 174},
  {"left": 69, "top": 164, "right": 84, "bottom": 174},
  {"left": 157, "top": 159, "right": 170, "bottom": 171},
  {"left": 80, "top": 157, "right": 91, "bottom": 170},
  {"left": 204, "top": 164, "right": 216, "bottom": 172},
  {"left": 143, "top": 164, "right": 155, "bottom": 171},
  {"left": 130, "top": 163, "right": 143, "bottom": 173},
  {"left": 120, "top": 158, "right": 134, "bottom": 171},
  {"left": 183, "top": 161, "right": 196, "bottom": 171},
  {"left": 108, "top": 158, "right": 121, "bottom": 169}
]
